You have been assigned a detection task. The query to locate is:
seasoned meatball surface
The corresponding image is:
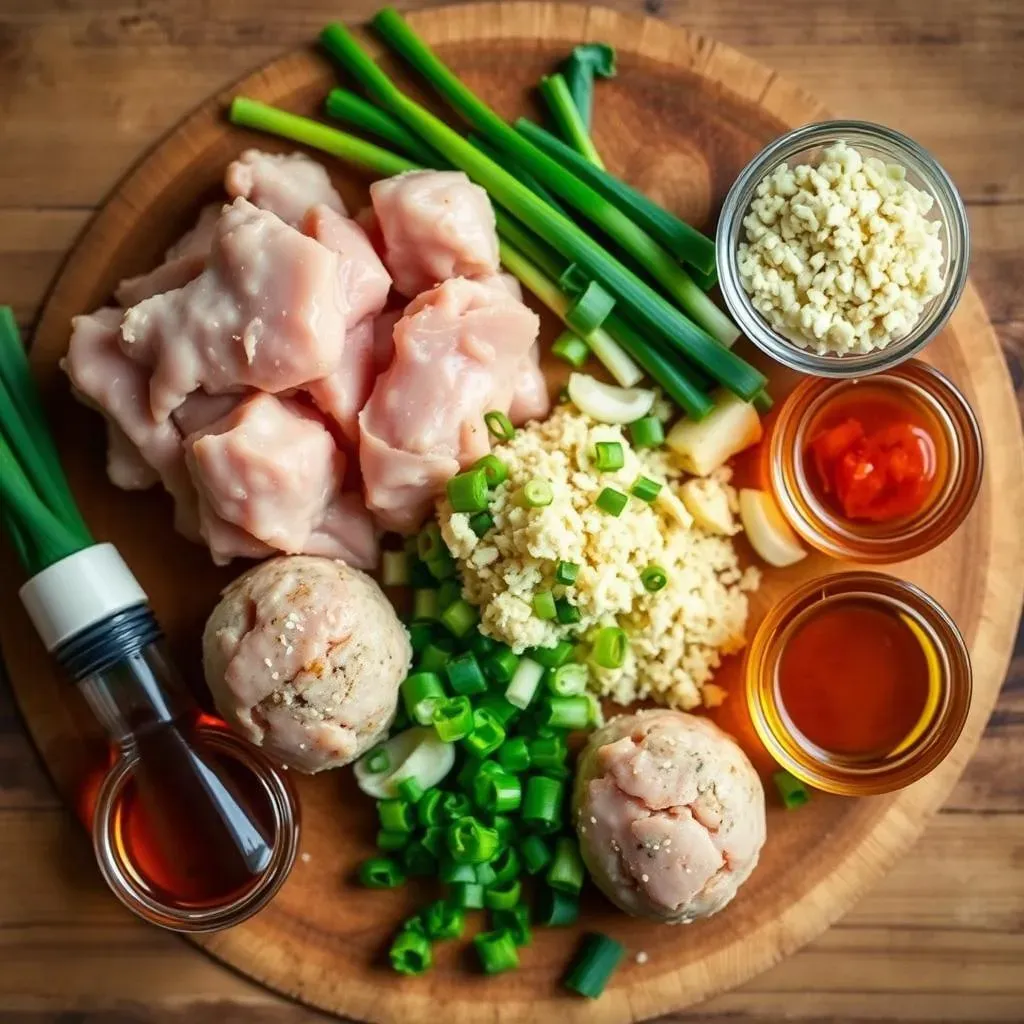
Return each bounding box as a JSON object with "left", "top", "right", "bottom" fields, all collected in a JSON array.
[
  {"left": 573, "top": 709, "right": 766, "bottom": 923},
  {"left": 203, "top": 555, "right": 411, "bottom": 773}
]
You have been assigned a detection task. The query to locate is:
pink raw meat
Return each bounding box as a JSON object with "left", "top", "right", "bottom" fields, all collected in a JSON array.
[
  {"left": 184, "top": 393, "right": 343, "bottom": 555},
  {"left": 114, "top": 204, "right": 222, "bottom": 308},
  {"left": 301, "top": 204, "right": 392, "bottom": 328},
  {"left": 370, "top": 170, "right": 500, "bottom": 297},
  {"left": 305, "top": 318, "right": 376, "bottom": 444},
  {"left": 120, "top": 198, "right": 348, "bottom": 421},
  {"left": 225, "top": 149, "right": 345, "bottom": 226},
  {"left": 359, "top": 277, "right": 539, "bottom": 532},
  {"left": 62, "top": 307, "right": 200, "bottom": 539}
]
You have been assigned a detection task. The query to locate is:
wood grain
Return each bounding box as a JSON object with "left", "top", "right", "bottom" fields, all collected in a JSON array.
[{"left": 0, "top": 2, "right": 1019, "bottom": 1024}]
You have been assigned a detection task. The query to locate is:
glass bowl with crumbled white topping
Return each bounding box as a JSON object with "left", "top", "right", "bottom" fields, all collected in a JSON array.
[{"left": 716, "top": 121, "right": 969, "bottom": 377}]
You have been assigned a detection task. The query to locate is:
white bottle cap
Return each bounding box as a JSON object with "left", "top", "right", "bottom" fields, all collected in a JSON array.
[{"left": 18, "top": 543, "right": 149, "bottom": 652}]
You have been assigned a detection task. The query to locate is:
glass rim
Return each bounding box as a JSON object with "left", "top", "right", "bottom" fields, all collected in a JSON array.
[{"left": 716, "top": 119, "right": 971, "bottom": 378}]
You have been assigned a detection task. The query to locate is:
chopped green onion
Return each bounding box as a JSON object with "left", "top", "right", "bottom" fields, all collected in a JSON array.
[
  {"left": 593, "top": 440, "right": 624, "bottom": 472},
  {"left": 563, "top": 933, "right": 625, "bottom": 998},
  {"left": 558, "top": 262, "right": 590, "bottom": 295},
  {"left": 595, "top": 487, "right": 628, "bottom": 516},
  {"left": 418, "top": 638, "right": 453, "bottom": 672},
  {"left": 542, "top": 695, "right": 591, "bottom": 731},
  {"left": 519, "top": 834, "right": 552, "bottom": 876},
  {"left": 491, "top": 813, "right": 516, "bottom": 848},
  {"left": 397, "top": 777, "right": 424, "bottom": 804},
  {"left": 630, "top": 474, "right": 663, "bottom": 502},
  {"left": 475, "top": 860, "right": 497, "bottom": 887},
  {"left": 475, "top": 694, "right": 520, "bottom": 726},
  {"left": 441, "top": 598, "right": 479, "bottom": 638},
  {"left": 436, "top": 578, "right": 460, "bottom": 610},
  {"left": 423, "top": 899, "right": 465, "bottom": 940},
  {"left": 641, "top": 565, "right": 668, "bottom": 593},
  {"left": 497, "top": 736, "right": 531, "bottom": 773},
  {"left": 417, "top": 788, "right": 444, "bottom": 826},
  {"left": 774, "top": 770, "right": 811, "bottom": 810},
  {"left": 440, "top": 858, "right": 477, "bottom": 884},
  {"left": 407, "top": 621, "right": 434, "bottom": 654},
  {"left": 484, "top": 409, "right": 515, "bottom": 441},
  {"left": 378, "top": 799, "right": 415, "bottom": 833},
  {"left": 365, "top": 746, "right": 390, "bottom": 774},
  {"left": 473, "top": 453, "right": 509, "bottom": 489},
  {"left": 377, "top": 829, "right": 410, "bottom": 852},
  {"left": 473, "top": 769, "right": 522, "bottom": 814},
  {"left": 484, "top": 878, "right": 522, "bottom": 910},
  {"left": 402, "top": 839, "right": 436, "bottom": 876},
  {"left": 463, "top": 708, "right": 506, "bottom": 758},
  {"left": 468, "top": 510, "right": 495, "bottom": 537},
  {"left": 410, "top": 558, "right": 438, "bottom": 588},
  {"left": 426, "top": 547, "right": 456, "bottom": 581},
  {"left": 422, "top": 825, "right": 447, "bottom": 856},
  {"left": 531, "top": 640, "right": 574, "bottom": 669},
  {"left": 546, "top": 837, "right": 585, "bottom": 894},
  {"left": 432, "top": 695, "right": 474, "bottom": 742},
  {"left": 538, "top": 72, "right": 604, "bottom": 168},
  {"left": 389, "top": 926, "right": 432, "bottom": 975},
  {"left": 555, "top": 598, "right": 580, "bottom": 623},
  {"left": 552, "top": 330, "right": 590, "bottom": 369},
  {"left": 491, "top": 904, "right": 531, "bottom": 946},
  {"left": 447, "top": 816, "right": 501, "bottom": 864},
  {"left": 483, "top": 647, "right": 519, "bottom": 684},
  {"left": 450, "top": 881, "right": 485, "bottom": 909},
  {"left": 417, "top": 522, "right": 446, "bottom": 563},
  {"left": 629, "top": 415, "right": 665, "bottom": 449},
  {"left": 446, "top": 467, "right": 489, "bottom": 513},
  {"left": 413, "top": 588, "right": 440, "bottom": 622},
  {"left": 554, "top": 561, "right": 579, "bottom": 586},
  {"left": 359, "top": 856, "right": 406, "bottom": 888},
  {"left": 382, "top": 549, "right": 411, "bottom": 586},
  {"left": 473, "top": 929, "right": 520, "bottom": 974},
  {"left": 528, "top": 733, "right": 568, "bottom": 770},
  {"left": 532, "top": 590, "right": 557, "bottom": 620},
  {"left": 445, "top": 651, "right": 488, "bottom": 696},
  {"left": 505, "top": 656, "right": 544, "bottom": 709},
  {"left": 535, "top": 886, "right": 579, "bottom": 926},
  {"left": 440, "top": 792, "right": 472, "bottom": 822},
  {"left": 518, "top": 477, "right": 553, "bottom": 508},
  {"left": 592, "top": 626, "right": 628, "bottom": 669},
  {"left": 565, "top": 280, "right": 615, "bottom": 336},
  {"left": 490, "top": 846, "right": 520, "bottom": 885},
  {"left": 549, "top": 662, "right": 588, "bottom": 696},
  {"left": 402, "top": 671, "right": 446, "bottom": 726},
  {"left": 522, "top": 775, "right": 564, "bottom": 833}
]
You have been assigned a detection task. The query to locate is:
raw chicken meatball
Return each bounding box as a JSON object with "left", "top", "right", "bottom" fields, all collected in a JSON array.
[
  {"left": 203, "top": 556, "right": 411, "bottom": 773},
  {"left": 573, "top": 709, "right": 766, "bottom": 923}
]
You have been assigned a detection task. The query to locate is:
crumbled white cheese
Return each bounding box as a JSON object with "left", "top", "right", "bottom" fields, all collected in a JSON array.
[
  {"left": 737, "top": 141, "right": 946, "bottom": 356},
  {"left": 437, "top": 406, "right": 759, "bottom": 709}
]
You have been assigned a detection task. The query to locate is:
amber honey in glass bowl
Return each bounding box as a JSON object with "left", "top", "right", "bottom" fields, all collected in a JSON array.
[
  {"left": 769, "top": 360, "right": 982, "bottom": 562},
  {"left": 745, "top": 572, "right": 972, "bottom": 796}
]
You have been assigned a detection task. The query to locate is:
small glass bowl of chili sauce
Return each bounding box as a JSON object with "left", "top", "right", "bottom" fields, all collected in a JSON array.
[
  {"left": 769, "top": 360, "right": 982, "bottom": 562},
  {"left": 746, "top": 571, "right": 971, "bottom": 795}
]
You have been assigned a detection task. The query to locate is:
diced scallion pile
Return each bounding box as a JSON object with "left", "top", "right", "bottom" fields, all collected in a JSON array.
[{"left": 360, "top": 519, "right": 601, "bottom": 977}]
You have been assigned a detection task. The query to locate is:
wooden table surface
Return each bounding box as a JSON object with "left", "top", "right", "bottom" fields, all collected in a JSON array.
[{"left": 0, "top": 1, "right": 1021, "bottom": 1021}]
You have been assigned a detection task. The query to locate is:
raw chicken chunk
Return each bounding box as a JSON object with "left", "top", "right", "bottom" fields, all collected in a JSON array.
[
  {"left": 120, "top": 198, "right": 347, "bottom": 421},
  {"left": 225, "top": 149, "right": 345, "bottom": 226},
  {"left": 301, "top": 204, "right": 392, "bottom": 328},
  {"left": 105, "top": 423, "right": 160, "bottom": 491},
  {"left": 184, "top": 393, "right": 343, "bottom": 555},
  {"left": 509, "top": 344, "right": 550, "bottom": 425},
  {"left": 306, "top": 491, "right": 380, "bottom": 568},
  {"left": 62, "top": 308, "right": 200, "bottom": 538},
  {"left": 114, "top": 204, "right": 221, "bottom": 308},
  {"left": 372, "top": 309, "right": 402, "bottom": 371},
  {"left": 370, "top": 170, "right": 500, "bottom": 297},
  {"left": 305, "top": 318, "right": 376, "bottom": 443},
  {"left": 359, "top": 277, "right": 539, "bottom": 531}
]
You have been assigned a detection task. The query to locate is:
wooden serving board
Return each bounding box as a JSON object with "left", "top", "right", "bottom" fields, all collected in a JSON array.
[{"left": 2, "top": 4, "right": 1021, "bottom": 1022}]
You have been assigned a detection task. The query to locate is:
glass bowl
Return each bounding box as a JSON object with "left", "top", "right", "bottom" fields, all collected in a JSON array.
[
  {"left": 768, "top": 360, "right": 983, "bottom": 562},
  {"left": 716, "top": 120, "right": 970, "bottom": 377}
]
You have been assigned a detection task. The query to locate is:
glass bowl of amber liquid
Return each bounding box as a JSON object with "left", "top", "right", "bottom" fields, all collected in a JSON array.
[
  {"left": 746, "top": 572, "right": 972, "bottom": 795},
  {"left": 769, "top": 360, "right": 983, "bottom": 562}
]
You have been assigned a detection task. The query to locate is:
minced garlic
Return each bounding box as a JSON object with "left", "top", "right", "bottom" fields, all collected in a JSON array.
[
  {"left": 737, "top": 140, "right": 945, "bottom": 356},
  {"left": 437, "top": 406, "right": 759, "bottom": 710}
]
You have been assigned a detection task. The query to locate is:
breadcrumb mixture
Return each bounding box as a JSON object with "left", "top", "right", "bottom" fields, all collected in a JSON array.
[{"left": 437, "top": 406, "right": 759, "bottom": 709}]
